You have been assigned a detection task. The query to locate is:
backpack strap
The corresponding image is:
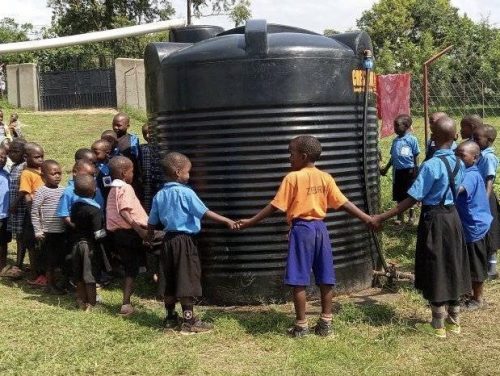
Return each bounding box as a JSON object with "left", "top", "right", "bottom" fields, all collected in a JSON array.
[{"left": 437, "top": 155, "right": 460, "bottom": 205}]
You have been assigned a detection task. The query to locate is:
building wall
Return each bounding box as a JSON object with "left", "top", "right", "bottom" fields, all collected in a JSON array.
[{"left": 115, "top": 58, "right": 146, "bottom": 110}]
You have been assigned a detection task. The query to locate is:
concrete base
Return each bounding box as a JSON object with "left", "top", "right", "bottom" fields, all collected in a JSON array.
[
  {"left": 6, "top": 63, "right": 39, "bottom": 110},
  {"left": 115, "top": 58, "right": 146, "bottom": 110}
]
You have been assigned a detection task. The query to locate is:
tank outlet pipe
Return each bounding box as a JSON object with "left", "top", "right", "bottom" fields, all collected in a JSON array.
[
  {"left": 245, "top": 19, "right": 268, "bottom": 56},
  {"left": 361, "top": 49, "right": 388, "bottom": 272},
  {"left": 0, "top": 19, "right": 186, "bottom": 55}
]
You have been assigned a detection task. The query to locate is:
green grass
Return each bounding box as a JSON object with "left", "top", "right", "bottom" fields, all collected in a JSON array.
[{"left": 0, "top": 108, "right": 499, "bottom": 375}]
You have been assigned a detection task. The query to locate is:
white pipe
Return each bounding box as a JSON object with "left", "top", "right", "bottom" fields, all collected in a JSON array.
[{"left": 0, "top": 19, "right": 186, "bottom": 55}]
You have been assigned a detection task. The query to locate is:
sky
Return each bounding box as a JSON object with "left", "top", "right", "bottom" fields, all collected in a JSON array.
[{"left": 1, "top": 0, "right": 499, "bottom": 35}]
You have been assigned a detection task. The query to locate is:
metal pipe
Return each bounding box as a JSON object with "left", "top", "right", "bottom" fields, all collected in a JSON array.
[
  {"left": 422, "top": 45, "right": 453, "bottom": 147},
  {"left": 0, "top": 19, "right": 186, "bottom": 55},
  {"left": 187, "top": 0, "right": 192, "bottom": 25}
]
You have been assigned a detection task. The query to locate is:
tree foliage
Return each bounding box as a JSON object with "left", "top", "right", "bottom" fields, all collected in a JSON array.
[
  {"left": 191, "top": 0, "right": 251, "bottom": 26},
  {"left": 0, "top": 18, "right": 35, "bottom": 64}
]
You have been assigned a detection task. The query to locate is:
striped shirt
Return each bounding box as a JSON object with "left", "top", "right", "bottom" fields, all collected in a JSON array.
[
  {"left": 7, "top": 162, "right": 26, "bottom": 234},
  {"left": 31, "top": 185, "right": 65, "bottom": 235}
]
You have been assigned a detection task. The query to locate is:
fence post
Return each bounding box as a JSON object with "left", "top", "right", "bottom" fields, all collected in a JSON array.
[{"left": 422, "top": 45, "right": 453, "bottom": 148}]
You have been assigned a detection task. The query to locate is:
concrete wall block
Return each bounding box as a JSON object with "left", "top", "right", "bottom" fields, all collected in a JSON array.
[
  {"left": 6, "top": 64, "right": 19, "bottom": 107},
  {"left": 115, "top": 58, "right": 146, "bottom": 110}
]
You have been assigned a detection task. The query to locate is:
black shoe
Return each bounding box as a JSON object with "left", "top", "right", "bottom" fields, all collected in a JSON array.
[
  {"left": 463, "top": 299, "right": 487, "bottom": 311},
  {"left": 287, "top": 325, "right": 310, "bottom": 338},
  {"left": 180, "top": 319, "right": 213, "bottom": 335},
  {"left": 313, "top": 319, "right": 333, "bottom": 337},
  {"left": 163, "top": 312, "right": 181, "bottom": 330}
]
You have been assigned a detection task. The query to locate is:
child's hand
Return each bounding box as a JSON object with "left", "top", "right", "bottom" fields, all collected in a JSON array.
[
  {"left": 35, "top": 233, "right": 45, "bottom": 241},
  {"left": 225, "top": 219, "right": 237, "bottom": 230},
  {"left": 236, "top": 219, "right": 252, "bottom": 230},
  {"left": 380, "top": 167, "right": 387, "bottom": 176},
  {"left": 369, "top": 215, "right": 383, "bottom": 231}
]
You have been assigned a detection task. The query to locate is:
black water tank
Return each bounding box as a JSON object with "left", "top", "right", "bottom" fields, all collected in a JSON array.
[
  {"left": 169, "top": 25, "right": 224, "bottom": 43},
  {"left": 145, "top": 20, "right": 379, "bottom": 305}
]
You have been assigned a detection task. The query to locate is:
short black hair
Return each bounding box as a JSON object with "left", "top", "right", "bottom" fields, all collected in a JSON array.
[
  {"left": 92, "top": 139, "right": 111, "bottom": 151},
  {"left": 41, "top": 159, "right": 60, "bottom": 174},
  {"left": 10, "top": 138, "right": 26, "bottom": 150},
  {"left": 109, "top": 155, "right": 133, "bottom": 179},
  {"left": 395, "top": 114, "right": 412, "bottom": 129},
  {"left": 74, "top": 148, "right": 94, "bottom": 162},
  {"left": 24, "top": 142, "right": 43, "bottom": 156},
  {"left": 290, "top": 135, "right": 322, "bottom": 162},
  {"left": 461, "top": 114, "right": 482, "bottom": 129},
  {"left": 74, "top": 174, "right": 96, "bottom": 198},
  {"left": 457, "top": 140, "right": 480, "bottom": 156},
  {"left": 484, "top": 124, "right": 497, "bottom": 142},
  {"left": 72, "top": 160, "right": 95, "bottom": 175},
  {"left": 161, "top": 152, "right": 190, "bottom": 177},
  {"left": 113, "top": 112, "right": 130, "bottom": 124}
]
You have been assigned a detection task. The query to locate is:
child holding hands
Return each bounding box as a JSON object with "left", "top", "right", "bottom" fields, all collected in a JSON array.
[{"left": 237, "top": 135, "right": 376, "bottom": 337}]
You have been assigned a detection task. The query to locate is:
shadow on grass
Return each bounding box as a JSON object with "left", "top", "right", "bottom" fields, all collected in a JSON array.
[{"left": 202, "top": 308, "right": 291, "bottom": 335}]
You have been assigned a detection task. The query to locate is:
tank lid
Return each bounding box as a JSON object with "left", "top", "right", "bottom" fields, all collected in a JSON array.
[{"left": 169, "top": 25, "right": 224, "bottom": 43}]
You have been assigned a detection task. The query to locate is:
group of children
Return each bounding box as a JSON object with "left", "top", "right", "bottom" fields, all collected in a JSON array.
[
  {"left": 0, "top": 107, "right": 497, "bottom": 338},
  {"left": 380, "top": 112, "right": 499, "bottom": 337}
]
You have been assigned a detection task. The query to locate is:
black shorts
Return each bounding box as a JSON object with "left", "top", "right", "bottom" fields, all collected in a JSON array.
[
  {"left": 22, "top": 211, "right": 36, "bottom": 249},
  {"left": 112, "top": 229, "right": 143, "bottom": 278},
  {"left": 467, "top": 238, "right": 488, "bottom": 283},
  {"left": 486, "top": 192, "right": 500, "bottom": 253},
  {"left": 0, "top": 218, "right": 12, "bottom": 244},
  {"left": 161, "top": 232, "right": 202, "bottom": 298},
  {"left": 42, "top": 232, "right": 67, "bottom": 271},
  {"left": 393, "top": 168, "right": 415, "bottom": 203},
  {"left": 72, "top": 239, "right": 99, "bottom": 284}
]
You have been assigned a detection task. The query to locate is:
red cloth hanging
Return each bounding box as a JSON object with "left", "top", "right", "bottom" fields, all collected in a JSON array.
[{"left": 376, "top": 73, "right": 411, "bottom": 138}]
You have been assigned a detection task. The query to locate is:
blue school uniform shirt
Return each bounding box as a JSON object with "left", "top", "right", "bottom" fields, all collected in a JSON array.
[
  {"left": 476, "top": 147, "right": 498, "bottom": 183},
  {"left": 148, "top": 182, "right": 208, "bottom": 234},
  {"left": 0, "top": 170, "right": 10, "bottom": 219},
  {"left": 456, "top": 165, "right": 493, "bottom": 243},
  {"left": 425, "top": 139, "right": 457, "bottom": 159},
  {"left": 408, "top": 149, "right": 464, "bottom": 205},
  {"left": 390, "top": 133, "right": 420, "bottom": 169},
  {"left": 56, "top": 179, "right": 105, "bottom": 217}
]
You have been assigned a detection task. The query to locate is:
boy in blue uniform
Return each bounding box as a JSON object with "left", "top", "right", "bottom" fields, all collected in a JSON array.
[
  {"left": 460, "top": 115, "right": 482, "bottom": 142},
  {"left": 473, "top": 124, "right": 500, "bottom": 279},
  {"left": 425, "top": 112, "right": 457, "bottom": 160},
  {"left": 237, "top": 135, "right": 376, "bottom": 337},
  {"left": 91, "top": 139, "right": 112, "bottom": 201},
  {"left": 381, "top": 114, "right": 420, "bottom": 224},
  {"left": 374, "top": 117, "right": 470, "bottom": 338},
  {"left": 455, "top": 141, "right": 492, "bottom": 310},
  {"left": 0, "top": 146, "right": 11, "bottom": 272},
  {"left": 112, "top": 113, "right": 142, "bottom": 201},
  {"left": 147, "top": 152, "right": 235, "bottom": 334}
]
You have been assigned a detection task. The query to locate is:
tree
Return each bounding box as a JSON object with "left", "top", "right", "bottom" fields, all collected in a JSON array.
[
  {"left": 323, "top": 29, "right": 340, "bottom": 37},
  {"left": 191, "top": 0, "right": 251, "bottom": 27},
  {"left": 0, "top": 18, "right": 34, "bottom": 64}
]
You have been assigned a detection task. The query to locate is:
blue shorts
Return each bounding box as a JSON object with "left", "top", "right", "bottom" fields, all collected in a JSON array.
[{"left": 285, "top": 219, "right": 335, "bottom": 286}]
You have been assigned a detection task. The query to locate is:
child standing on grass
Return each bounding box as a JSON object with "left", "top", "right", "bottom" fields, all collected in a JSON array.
[
  {"left": 460, "top": 115, "right": 482, "bottom": 142},
  {"left": 106, "top": 156, "right": 148, "bottom": 316},
  {"left": 19, "top": 143, "right": 45, "bottom": 285},
  {"left": 31, "top": 160, "right": 66, "bottom": 294},
  {"left": 91, "top": 139, "right": 113, "bottom": 201},
  {"left": 237, "top": 136, "right": 376, "bottom": 337},
  {"left": 8, "top": 113, "right": 22, "bottom": 139},
  {"left": 140, "top": 123, "right": 161, "bottom": 213},
  {"left": 7, "top": 139, "right": 26, "bottom": 277},
  {"left": 147, "top": 152, "right": 235, "bottom": 334},
  {"left": 373, "top": 117, "right": 470, "bottom": 338},
  {"left": 111, "top": 113, "right": 142, "bottom": 201},
  {"left": 0, "top": 146, "right": 11, "bottom": 272},
  {"left": 473, "top": 124, "right": 500, "bottom": 279},
  {"left": 381, "top": 115, "right": 420, "bottom": 224},
  {"left": 455, "top": 141, "right": 492, "bottom": 310},
  {"left": 71, "top": 174, "right": 106, "bottom": 311}
]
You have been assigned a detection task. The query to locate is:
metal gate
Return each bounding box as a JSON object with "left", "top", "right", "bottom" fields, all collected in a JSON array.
[{"left": 39, "top": 68, "right": 116, "bottom": 110}]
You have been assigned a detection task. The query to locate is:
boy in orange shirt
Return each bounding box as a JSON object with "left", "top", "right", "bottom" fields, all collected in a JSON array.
[
  {"left": 238, "top": 135, "right": 376, "bottom": 337},
  {"left": 19, "top": 143, "right": 45, "bottom": 283}
]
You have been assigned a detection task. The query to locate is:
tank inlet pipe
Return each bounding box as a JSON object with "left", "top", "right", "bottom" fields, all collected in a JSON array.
[{"left": 0, "top": 19, "right": 186, "bottom": 55}]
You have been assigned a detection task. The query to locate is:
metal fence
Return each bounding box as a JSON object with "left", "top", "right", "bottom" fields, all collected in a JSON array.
[{"left": 410, "top": 52, "right": 500, "bottom": 119}]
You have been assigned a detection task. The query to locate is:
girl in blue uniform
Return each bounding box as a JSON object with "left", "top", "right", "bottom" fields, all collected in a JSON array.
[
  {"left": 473, "top": 124, "right": 500, "bottom": 279},
  {"left": 374, "top": 116, "right": 471, "bottom": 338},
  {"left": 381, "top": 114, "right": 420, "bottom": 224}
]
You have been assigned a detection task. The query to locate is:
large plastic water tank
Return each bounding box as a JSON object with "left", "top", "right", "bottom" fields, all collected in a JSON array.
[{"left": 145, "top": 20, "right": 379, "bottom": 305}]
